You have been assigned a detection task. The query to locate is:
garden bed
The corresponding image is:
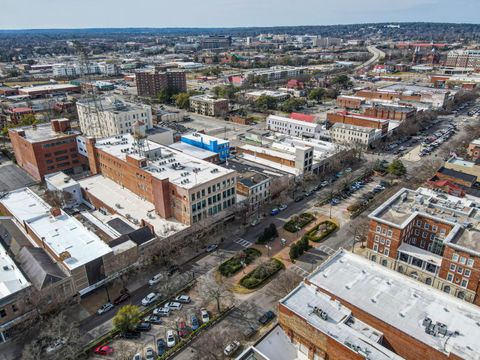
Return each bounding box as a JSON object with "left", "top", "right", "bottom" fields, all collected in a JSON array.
[
  {"left": 218, "top": 248, "right": 261, "bottom": 277},
  {"left": 303, "top": 221, "right": 337, "bottom": 242},
  {"left": 283, "top": 213, "right": 315, "bottom": 233},
  {"left": 239, "top": 258, "right": 284, "bottom": 289}
]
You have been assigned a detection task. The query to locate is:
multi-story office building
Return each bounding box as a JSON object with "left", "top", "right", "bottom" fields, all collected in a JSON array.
[
  {"left": 244, "top": 66, "right": 307, "bottom": 83},
  {"left": 330, "top": 123, "right": 377, "bottom": 149},
  {"left": 85, "top": 134, "right": 237, "bottom": 225},
  {"left": 181, "top": 133, "right": 230, "bottom": 161},
  {"left": 199, "top": 36, "right": 232, "bottom": 49},
  {"left": 76, "top": 97, "right": 153, "bottom": 138},
  {"left": 8, "top": 119, "right": 86, "bottom": 181},
  {"left": 266, "top": 115, "right": 321, "bottom": 139},
  {"left": 363, "top": 104, "right": 416, "bottom": 121},
  {"left": 327, "top": 111, "right": 389, "bottom": 135},
  {"left": 446, "top": 49, "right": 480, "bottom": 69},
  {"left": 189, "top": 95, "right": 229, "bottom": 117},
  {"left": 365, "top": 187, "right": 480, "bottom": 305},
  {"left": 135, "top": 70, "right": 187, "bottom": 98}
]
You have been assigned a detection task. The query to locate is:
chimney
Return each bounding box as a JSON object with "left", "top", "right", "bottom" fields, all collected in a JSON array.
[
  {"left": 51, "top": 119, "right": 60, "bottom": 132},
  {"left": 50, "top": 207, "right": 61, "bottom": 217}
]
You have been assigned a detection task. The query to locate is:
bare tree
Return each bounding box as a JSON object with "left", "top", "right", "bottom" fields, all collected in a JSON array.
[
  {"left": 269, "top": 270, "right": 302, "bottom": 298},
  {"left": 199, "top": 278, "right": 233, "bottom": 314},
  {"left": 192, "top": 327, "right": 236, "bottom": 360}
]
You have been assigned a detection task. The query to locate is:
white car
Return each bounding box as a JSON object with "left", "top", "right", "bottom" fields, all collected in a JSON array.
[
  {"left": 166, "top": 330, "right": 176, "bottom": 348},
  {"left": 153, "top": 307, "right": 171, "bottom": 316},
  {"left": 45, "top": 338, "right": 66, "bottom": 353},
  {"left": 206, "top": 244, "right": 218, "bottom": 252},
  {"left": 148, "top": 273, "right": 163, "bottom": 286},
  {"left": 141, "top": 292, "right": 160, "bottom": 306},
  {"left": 224, "top": 340, "right": 240, "bottom": 356},
  {"left": 201, "top": 308, "right": 210, "bottom": 323},
  {"left": 165, "top": 301, "right": 183, "bottom": 310},
  {"left": 279, "top": 204, "right": 287, "bottom": 211},
  {"left": 96, "top": 303, "right": 114, "bottom": 315},
  {"left": 175, "top": 295, "right": 191, "bottom": 304}
]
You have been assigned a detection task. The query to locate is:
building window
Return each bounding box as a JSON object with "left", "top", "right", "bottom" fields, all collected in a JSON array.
[
  {"left": 384, "top": 248, "right": 389, "bottom": 256},
  {"left": 449, "top": 263, "right": 456, "bottom": 272},
  {"left": 452, "top": 253, "right": 459, "bottom": 262},
  {"left": 443, "top": 285, "right": 451, "bottom": 294},
  {"left": 457, "top": 291, "right": 466, "bottom": 300},
  {"left": 432, "top": 225, "right": 438, "bottom": 232},
  {"left": 460, "top": 257, "right": 467, "bottom": 265},
  {"left": 424, "top": 223, "right": 430, "bottom": 230},
  {"left": 425, "top": 278, "right": 432, "bottom": 286},
  {"left": 447, "top": 273, "right": 454, "bottom": 282},
  {"left": 380, "top": 238, "right": 385, "bottom": 244},
  {"left": 464, "top": 269, "right": 471, "bottom": 278},
  {"left": 458, "top": 267, "right": 463, "bottom": 275},
  {"left": 387, "top": 230, "right": 392, "bottom": 237},
  {"left": 373, "top": 244, "right": 378, "bottom": 252},
  {"left": 0, "top": 309, "right": 6, "bottom": 318},
  {"left": 461, "top": 279, "right": 468, "bottom": 288},
  {"left": 371, "top": 255, "right": 377, "bottom": 262},
  {"left": 381, "top": 259, "right": 388, "bottom": 267},
  {"left": 376, "top": 226, "right": 381, "bottom": 233},
  {"left": 416, "top": 220, "right": 422, "bottom": 227},
  {"left": 386, "top": 239, "right": 391, "bottom": 247},
  {"left": 467, "top": 259, "right": 474, "bottom": 267}
]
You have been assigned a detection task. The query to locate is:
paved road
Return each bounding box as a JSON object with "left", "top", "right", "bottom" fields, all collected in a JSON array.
[{"left": 355, "top": 45, "right": 385, "bottom": 71}]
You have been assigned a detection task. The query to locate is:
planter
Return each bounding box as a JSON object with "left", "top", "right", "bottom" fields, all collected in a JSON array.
[{"left": 239, "top": 258, "right": 284, "bottom": 289}]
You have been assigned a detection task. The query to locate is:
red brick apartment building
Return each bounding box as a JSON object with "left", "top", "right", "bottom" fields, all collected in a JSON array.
[
  {"left": 274, "top": 249, "right": 480, "bottom": 360},
  {"left": 9, "top": 119, "right": 86, "bottom": 180},
  {"left": 365, "top": 187, "right": 480, "bottom": 306},
  {"left": 135, "top": 71, "right": 187, "bottom": 97},
  {"left": 326, "top": 111, "right": 389, "bottom": 134},
  {"left": 355, "top": 89, "right": 422, "bottom": 102},
  {"left": 85, "top": 134, "right": 236, "bottom": 225},
  {"left": 363, "top": 104, "right": 416, "bottom": 121}
]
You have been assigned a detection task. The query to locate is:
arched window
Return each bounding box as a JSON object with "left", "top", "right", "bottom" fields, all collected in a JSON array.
[
  {"left": 410, "top": 271, "right": 418, "bottom": 280},
  {"left": 381, "top": 259, "right": 388, "bottom": 267},
  {"left": 457, "top": 291, "right": 465, "bottom": 300},
  {"left": 425, "top": 278, "right": 432, "bottom": 286},
  {"left": 371, "top": 255, "right": 377, "bottom": 262},
  {"left": 443, "top": 285, "right": 451, "bottom": 294}
]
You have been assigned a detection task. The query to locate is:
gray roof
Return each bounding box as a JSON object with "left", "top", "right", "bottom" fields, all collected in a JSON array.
[
  {"left": 17, "top": 247, "right": 67, "bottom": 290},
  {"left": 0, "top": 218, "right": 32, "bottom": 253}
]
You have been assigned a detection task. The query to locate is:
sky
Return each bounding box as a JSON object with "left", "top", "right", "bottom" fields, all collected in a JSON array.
[{"left": 0, "top": 0, "right": 479, "bottom": 29}]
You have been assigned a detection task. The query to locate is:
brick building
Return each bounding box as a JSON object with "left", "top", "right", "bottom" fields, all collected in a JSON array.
[
  {"left": 365, "top": 187, "right": 480, "bottom": 305},
  {"left": 189, "top": 95, "right": 229, "bottom": 117},
  {"left": 9, "top": 119, "right": 86, "bottom": 181},
  {"left": 326, "top": 112, "right": 389, "bottom": 134},
  {"left": 336, "top": 95, "right": 365, "bottom": 109},
  {"left": 446, "top": 49, "right": 480, "bottom": 70},
  {"left": 468, "top": 139, "right": 480, "bottom": 161},
  {"left": 85, "top": 134, "right": 237, "bottom": 226},
  {"left": 363, "top": 104, "right": 416, "bottom": 121},
  {"left": 135, "top": 71, "right": 187, "bottom": 98}
]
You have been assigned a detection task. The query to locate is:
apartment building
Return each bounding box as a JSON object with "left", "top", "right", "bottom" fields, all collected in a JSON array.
[
  {"left": 266, "top": 115, "right": 321, "bottom": 139},
  {"left": 244, "top": 66, "right": 307, "bottom": 83},
  {"left": 199, "top": 36, "right": 232, "bottom": 49},
  {"left": 181, "top": 133, "right": 230, "bottom": 161},
  {"left": 327, "top": 111, "right": 389, "bottom": 134},
  {"left": 446, "top": 49, "right": 480, "bottom": 69},
  {"left": 330, "top": 123, "right": 377, "bottom": 149},
  {"left": 189, "top": 95, "right": 229, "bottom": 117},
  {"left": 9, "top": 119, "right": 86, "bottom": 181},
  {"left": 85, "top": 134, "right": 237, "bottom": 226},
  {"left": 236, "top": 171, "right": 271, "bottom": 214},
  {"left": 135, "top": 70, "right": 187, "bottom": 98},
  {"left": 363, "top": 104, "right": 416, "bottom": 121},
  {"left": 336, "top": 95, "right": 365, "bottom": 109},
  {"left": 76, "top": 97, "right": 153, "bottom": 138},
  {"left": 365, "top": 187, "right": 480, "bottom": 305},
  {"left": 266, "top": 249, "right": 480, "bottom": 360}
]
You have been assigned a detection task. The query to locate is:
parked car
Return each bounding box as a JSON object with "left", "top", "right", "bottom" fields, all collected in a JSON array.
[
  {"left": 294, "top": 195, "right": 304, "bottom": 202},
  {"left": 178, "top": 321, "right": 189, "bottom": 337},
  {"left": 157, "top": 339, "right": 166, "bottom": 356},
  {"left": 141, "top": 292, "right": 160, "bottom": 306},
  {"left": 166, "top": 330, "right": 176, "bottom": 347},
  {"left": 144, "top": 314, "right": 162, "bottom": 324},
  {"left": 135, "top": 322, "right": 152, "bottom": 332},
  {"left": 243, "top": 325, "right": 257, "bottom": 339},
  {"left": 122, "top": 331, "right": 141, "bottom": 339},
  {"left": 165, "top": 301, "right": 183, "bottom": 310},
  {"left": 145, "top": 347, "right": 155, "bottom": 360},
  {"left": 168, "top": 265, "right": 179, "bottom": 276},
  {"left": 113, "top": 291, "right": 130, "bottom": 305},
  {"left": 258, "top": 310, "right": 276, "bottom": 325},
  {"left": 45, "top": 338, "right": 66, "bottom": 354},
  {"left": 153, "top": 307, "right": 171, "bottom": 317},
  {"left": 133, "top": 353, "right": 142, "bottom": 360},
  {"left": 148, "top": 273, "right": 163, "bottom": 286},
  {"left": 224, "top": 340, "right": 241, "bottom": 356},
  {"left": 304, "top": 191, "right": 313, "bottom": 197},
  {"left": 270, "top": 208, "right": 280, "bottom": 216},
  {"left": 175, "top": 295, "right": 191, "bottom": 304},
  {"left": 250, "top": 218, "right": 260, "bottom": 227},
  {"left": 279, "top": 204, "right": 288, "bottom": 211},
  {"left": 191, "top": 314, "right": 200, "bottom": 330},
  {"left": 320, "top": 181, "right": 329, "bottom": 187},
  {"left": 345, "top": 167, "right": 352, "bottom": 173},
  {"left": 201, "top": 308, "right": 210, "bottom": 323},
  {"left": 94, "top": 345, "right": 114, "bottom": 356},
  {"left": 96, "top": 303, "right": 114, "bottom": 315},
  {"left": 206, "top": 244, "right": 218, "bottom": 252}
]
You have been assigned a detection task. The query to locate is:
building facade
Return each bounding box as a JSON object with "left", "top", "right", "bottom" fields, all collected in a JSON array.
[
  {"left": 181, "top": 133, "right": 230, "bottom": 161},
  {"left": 189, "top": 95, "right": 229, "bottom": 117},
  {"left": 330, "top": 123, "right": 376, "bottom": 149},
  {"left": 135, "top": 71, "right": 187, "bottom": 98},
  {"left": 327, "top": 112, "right": 389, "bottom": 134},
  {"left": 266, "top": 115, "right": 321, "bottom": 138}
]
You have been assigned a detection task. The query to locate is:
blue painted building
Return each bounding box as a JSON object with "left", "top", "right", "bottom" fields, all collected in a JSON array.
[{"left": 181, "top": 133, "right": 230, "bottom": 161}]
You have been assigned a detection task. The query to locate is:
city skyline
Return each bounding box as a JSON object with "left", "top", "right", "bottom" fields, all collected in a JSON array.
[{"left": 0, "top": 0, "right": 479, "bottom": 30}]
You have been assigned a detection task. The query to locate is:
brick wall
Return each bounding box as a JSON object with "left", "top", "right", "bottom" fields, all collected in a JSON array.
[
  {"left": 327, "top": 113, "right": 388, "bottom": 133},
  {"left": 237, "top": 147, "right": 295, "bottom": 167}
]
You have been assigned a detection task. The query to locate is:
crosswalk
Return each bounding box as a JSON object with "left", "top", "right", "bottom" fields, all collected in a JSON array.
[
  {"left": 234, "top": 238, "right": 253, "bottom": 248},
  {"left": 318, "top": 245, "right": 335, "bottom": 255}
]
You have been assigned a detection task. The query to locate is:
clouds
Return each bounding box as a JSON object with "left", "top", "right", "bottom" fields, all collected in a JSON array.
[{"left": 0, "top": 0, "right": 478, "bottom": 29}]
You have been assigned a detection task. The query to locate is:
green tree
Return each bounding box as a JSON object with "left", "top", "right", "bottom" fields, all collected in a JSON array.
[
  {"left": 212, "top": 84, "right": 238, "bottom": 100},
  {"left": 254, "top": 95, "right": 278, "bottom": 111},
  {"left": 2, "top": 113, "right": 37, "bottom": 136},
  {"left": 332, "top": 74, "right": 352, "bottom": 89},
  {"left": 113, "top": 305, "right": 141, "bottom": 334},
  {"left": 174, "top": 92, "right": 191, "bottom": 109},
  {"left": 308, "top": 88, "right": 326, "bottom": 102},
  {"left": 289, "top": 244, "right": 300, "bottom": 261},
  {"left": 279, "top": 98, "right": 306, "bottom": 113},
  {"left": 387, "top": 159, "right": 407, "bottom": 177},
  {"left": 157, "top": 87, "right": 177, "bottom": 104}
]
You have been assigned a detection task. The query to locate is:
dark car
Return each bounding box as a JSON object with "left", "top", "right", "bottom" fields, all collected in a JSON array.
[
  {"left": 178, "top": 321, "right": 189, "bottom": 338},
  {"left": 294, "top": 195, "right": 304, "bottom": 202},
  {"left": 122, "top": 331, "right": 141, "bottom": 339},
  {"left": 135, "top": 322, "right": 152, "bottom": 332},
  {"left": 258, "top": 310, "right": 276, "bottom": 325},
  {"left": 113, "top": 291, "right": 130, "bottom": 305},
  {"left": 243, "top": 325, "right": 258, "bottom": 339},
  {"left": 168, "top": 265, "right": 179, "bottom": 277},
  {"left": 145, "top": 315, "right": 162, "bottom": 324},
  {"left": 157, "top": 339, "right": 166, "bottom": 356}
]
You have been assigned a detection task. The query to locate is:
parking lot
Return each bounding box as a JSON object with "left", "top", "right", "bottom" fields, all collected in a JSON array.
[{"left": 0, "top": 160, "right": 37, "bottom": 192}]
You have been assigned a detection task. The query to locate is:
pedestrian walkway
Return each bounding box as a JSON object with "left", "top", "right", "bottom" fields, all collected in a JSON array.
[{"left": 235, "top": 238, "right": 253, "bottom": 248}]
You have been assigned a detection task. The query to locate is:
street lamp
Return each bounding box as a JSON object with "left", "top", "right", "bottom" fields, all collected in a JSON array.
[{"left": 265, "top": 245, "right": 272, "bottom": 257}]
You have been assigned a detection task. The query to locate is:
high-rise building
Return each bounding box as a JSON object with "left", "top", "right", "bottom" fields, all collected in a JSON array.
[{"left": 135, "top": 70, "right": 187, "bottom": 98}]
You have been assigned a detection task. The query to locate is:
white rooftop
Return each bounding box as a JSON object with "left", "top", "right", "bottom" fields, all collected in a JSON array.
[
  {"left": 78, "top": 175, "right": 188, "bottom": 238},
  {"left": 94, "top": 134, "right": 234, "bottom": 190},
  {"left": 0, "top": 188, "right": 50, "bottom": 222},
  {"left": 181, "top": 132, "right": 228, "bottom": 145},
  {"left": 44, "top": 172, "right": 79, "bottom": 190},
  {"left": 240, "top": 143, "right": 296, "bottom": 161},
  {"left": 0, "top": 241, "right": 30, "bottom": 300},
  {"left": 169, "top": 142, "right": 218, "bottom": 160},
  {"left": 308, "top": 250, "right": 480, "bottom": 360},
  {"left": 267, "top": 114, "right": 320, "bottom": 129}
]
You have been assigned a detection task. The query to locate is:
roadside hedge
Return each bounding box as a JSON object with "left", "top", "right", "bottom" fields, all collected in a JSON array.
[
  {"left": 239, "top": 258, "right": 284, "bottom": 289},
  {"left": 218, "top": 248, "right": 261, "bottom": 277},
  {"left": 283, "top": 213, "right": 315, "bottom": 233},
  {"left": 303, "top": 221, "right": 337, "bottom": 242}
]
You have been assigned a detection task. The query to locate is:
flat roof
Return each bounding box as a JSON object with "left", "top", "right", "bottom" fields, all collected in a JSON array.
[
  {"left": 169, "top": 142, "right": 218, "bottom": 160},
  {"left": 181, "top": 132, "right": 228, "bottom": 145},
  {"left": 45, "top": 172, "right": 79, "bottom": 190},
  {"left": 239, "top": 144, "right": 296, "bottom": 161},
  {"left": 381, "top": 83, "right": 452, "bottom": 95},
  {"left": 78, "top": 175, "right": 188, "bottom": 238},
  {"left": 281, "top": 279, "right": 402, "bottom": 360},
  {"left": 20, "top": 84, "right": 79, "bottom": 93},
  {"left": 9, "top": 121, "right": 80, "bottom": 143},
  {"left": 94, "top": 134, "right": 235, "bottom": 190},
  {"left": 267, "top": 115, "right": 319, "bottom": 128},
  {"left": 331, "top": 122, "right": 376, "bottom": 133},
  {"left": 0, "top": 241, "right": 30, "bottom": 300},
  {"left": 77, "top": 96, "right": 150, "bottom": 113},
  {"left": 189, "top": 94, "right": 227, "bottom": 104},
  {"left": 308, "top": 250, "right": 480, "bottom": 360}
]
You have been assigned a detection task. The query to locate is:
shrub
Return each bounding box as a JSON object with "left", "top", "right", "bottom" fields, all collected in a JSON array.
[
  {"left": 304, "top": 221, "right": 337, "bottom": 242},
  {"left": 239, "top": 258, "right": 284, "bottom": 289},
  {"left": 219, "top": 248, "right": 261, "bottom": 277},
  {"left": 289, "top": 244, "right": 300, "bottom": 261},
  {"left": 283, "top": 213, "right": 315, "bottom": 233},
  {"left": 257, "top": 223, "right": 278, "bottom": 244}
]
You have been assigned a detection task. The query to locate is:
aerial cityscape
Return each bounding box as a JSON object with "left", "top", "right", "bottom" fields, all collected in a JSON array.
[{"left": 1, "top": 1, "right": 480, "bottom": 360}]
